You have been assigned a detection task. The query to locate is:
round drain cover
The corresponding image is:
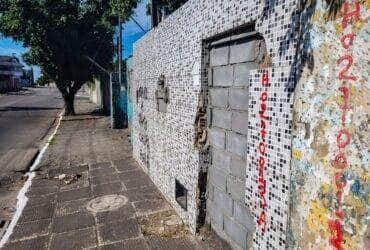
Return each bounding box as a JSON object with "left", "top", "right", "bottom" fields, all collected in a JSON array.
[{"left": 86, "top": 194, "right": 128, "bottom": 213}]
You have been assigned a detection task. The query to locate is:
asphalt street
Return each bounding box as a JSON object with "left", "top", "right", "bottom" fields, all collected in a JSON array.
[{"left": 0, "top": 87, "right": 63, "bottom": 184}]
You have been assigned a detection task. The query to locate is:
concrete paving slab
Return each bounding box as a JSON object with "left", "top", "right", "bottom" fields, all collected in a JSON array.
[
  {"left": 123, "top": 177, "right": 155, "bottom": 190},
  {"left": 133, "top": 199, "right": 171, "bottom": 216},
  {"left": 57, "top": 186, "right": 92, "bottom": 202},
  {"left": 97, "top": 219, "right": 141, "bottom": 244},
  {"left": 99, "top": 238, "right": 149, "bottom": 250},
  {"left": 3, "top": 235, "right": 50, "bottom": 250},
  {"left": 113, "top": 159, "right": 138, "bottom": 172},
  {"left": 26, "top": 193, "right": 56, "bottom": 207},
  {"left": 55, "top": 198, "right": 90, "bottom": 216},
  {"left": 92, "top": 182, "right": 124, "bottom": 196},
  {"left": 123, "top": 188, "right": 163, "bottom": 203},
  {"left": 90, "top": 167, "right": 117, "bottom": 178},
  {"left": 18, "top": 203, "right": 55, "bottom": 223},
  {"left": 27, "top": 184, "right": 59, "bottom": 197},
  {"left": 91, "top": 174, "right": 120, "bottom": 186},
  {"left": 49, "top": 227, "right": 97, "bottom": 250},
  {"left": 52, "top": 211, "right": 95, "bottom": 233},
  {"left": 90, "top": 162, "right": 112, "bottom": 170},
  {"left": 95, "top": 204, "right": 136, "bottom": 224},
  {"left": 9, "top": 219, "right": 51, "bottom": 241},
  {"left": 118, "top": 170, "right": 149, "bottom": 182},
  {"left": 146, "top": 236, "right": 197, "bottom": 250}
]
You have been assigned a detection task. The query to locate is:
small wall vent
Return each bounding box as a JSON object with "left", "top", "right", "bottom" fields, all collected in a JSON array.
[
  {"left": 155, "top": 74, "right": 169, "bottom": 112},
  {"left": 175, "top": 179, "right": 188, "bottom": 210}
]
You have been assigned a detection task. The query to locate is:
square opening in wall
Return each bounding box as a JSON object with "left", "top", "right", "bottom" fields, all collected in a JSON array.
[{"left": 175, "top": 179, "right": 187, "bottom": 211}]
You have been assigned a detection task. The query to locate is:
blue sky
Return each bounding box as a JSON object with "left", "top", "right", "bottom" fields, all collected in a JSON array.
[
  {"left": 0, "top": 0, "right": 150, "bottom": 80},
  {"left": 123, "top": 0, "right": 150, "bottom": 58}
]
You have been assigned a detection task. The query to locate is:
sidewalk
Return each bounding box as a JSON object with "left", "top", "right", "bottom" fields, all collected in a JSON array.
[{"left": 2, "top": 99, "right": 228, "bottom": 250}]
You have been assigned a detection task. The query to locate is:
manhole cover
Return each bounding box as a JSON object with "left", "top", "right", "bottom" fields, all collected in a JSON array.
[{"left": 86, "top": 195, "right": 128, "bottom": 213}]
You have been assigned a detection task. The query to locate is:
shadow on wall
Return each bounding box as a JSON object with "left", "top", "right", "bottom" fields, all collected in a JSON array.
[
  {"left": 263, "top": 0, "right": 347, "bottom": 246},
  {"left": 266, "top": 0, "right": 343, "bottom": 94}
]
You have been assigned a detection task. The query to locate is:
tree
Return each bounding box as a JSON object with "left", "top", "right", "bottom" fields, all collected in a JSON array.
[
  {"left": 146, "top": 0, "right": 188, "bottom": 19},
  {"left": 36, "top": 74, "right": 52, "bottom": 87},
  {"left": 0, "top": 0, "right": 139, "bottom": 115}
]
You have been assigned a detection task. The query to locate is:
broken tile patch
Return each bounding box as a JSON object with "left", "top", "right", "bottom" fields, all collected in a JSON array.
[
  {"left": 58, "top": 171, "right": 89, "bottom": 191},
  {"left": 138, "top": 210, "right": 187, "bottom": 238},
  {"left": 47, "top": 165, "right": 89, "bottom": 178}
]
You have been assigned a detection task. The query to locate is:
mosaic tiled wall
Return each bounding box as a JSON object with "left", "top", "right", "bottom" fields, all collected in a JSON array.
[
  {"left": 289, "top": 1, "right": 369, "bottom": 249},
  {"left": 132, "top": 0, "right": 299, "bottom": 248},
  {"left": 246, "top": 68, "right": 294, "bottom": 249}
]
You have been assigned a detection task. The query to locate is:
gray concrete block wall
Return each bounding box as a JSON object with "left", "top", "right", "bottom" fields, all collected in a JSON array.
[
  {"left": 230, "top": 41, "right": 256, "bottom": 64},
  {"left": 231, "top": 112, "right": 249, "bottom": 135},
  {"left": 210, "top": 88, "right": 228, "bottom": 108},
  {"left": 206, "top": 38, "right": 257, "bottom": 250},
  {"left": 209, "top": 128, "right": 226, "bottom": 149},
  {"left": 234, "top": 63, "right": 256, "bottom": 86},
  {"left": 213, "top": 66, "right": 233, "bottom": 87},
  {"left": 212, "top": 109, "right": 232, "bottom": 130},
  {"left": 229, "top": 89, "right": 249, "bottom": 111}
]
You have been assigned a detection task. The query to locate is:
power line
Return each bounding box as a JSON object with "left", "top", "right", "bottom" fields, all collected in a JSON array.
[{"left": 130, "top": 16, "right": 148, "bottom": 34}]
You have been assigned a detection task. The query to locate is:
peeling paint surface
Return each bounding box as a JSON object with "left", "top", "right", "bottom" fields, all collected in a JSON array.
[{"left": 290, "top": 1, "right": 370, "bottom": 249}]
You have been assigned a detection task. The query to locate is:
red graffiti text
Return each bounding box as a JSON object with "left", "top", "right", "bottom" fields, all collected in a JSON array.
[
  {"left": 328, "top": 2, "right": 360, "bottom": 249},
  {"left": 257, "top": 72, "right": 269, "bottom": 233}
]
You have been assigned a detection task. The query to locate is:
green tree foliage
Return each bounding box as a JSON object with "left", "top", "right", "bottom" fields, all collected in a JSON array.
[
  {"left": 0, "top": 0, "right": 139, "bottom": 115},
  {"left": 36, "top": 74, "right": 52, "bottom": 87},
  {"left": 146, "top": 0, "right": 188, "bottom": 17},
  {"left": 111, "top": 0, "right": 140, "bottom": 18}
]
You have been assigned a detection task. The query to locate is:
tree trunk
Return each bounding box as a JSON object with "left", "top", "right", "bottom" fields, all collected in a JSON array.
[{"left": 63, "top": 92, "right": 75, "bottom": 115}]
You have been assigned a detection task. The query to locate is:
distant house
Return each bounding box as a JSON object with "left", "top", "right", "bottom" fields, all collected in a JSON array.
[
  {"left": 21, "top": 68, "right": 34, "bottom": 87},
  {"left": 0, "top": 54, "right": 33, "bottom": 93}
]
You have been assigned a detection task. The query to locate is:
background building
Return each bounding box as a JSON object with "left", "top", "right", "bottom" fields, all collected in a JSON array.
[
  {"left": 0, "top": 54, "right": 34, "bottom": 93},
  {"left": 0, "top": 55, "right": 24, "bottom": 92}
]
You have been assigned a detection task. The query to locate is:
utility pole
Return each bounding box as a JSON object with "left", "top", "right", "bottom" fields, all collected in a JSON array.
[
  {"left": 151, "top": 0, "right": 158, "bottom": 28},
  {"left": 111, "top": 14, "right": 127, "bottom": 129},
  {"left": 118, "top": 15, "right": 122, "bottom": 91},
  {"left": 119, "top": 15, "right": 128, "bottom": 128}
]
